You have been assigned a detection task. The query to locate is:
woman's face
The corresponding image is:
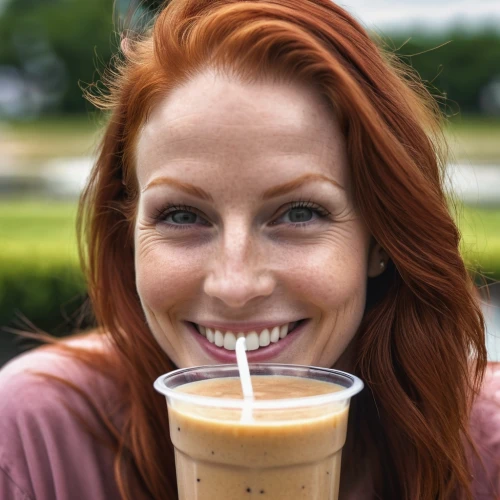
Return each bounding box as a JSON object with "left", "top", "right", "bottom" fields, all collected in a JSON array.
[{"left": 134, "top": 70, "right": 383, "bottom": 369}]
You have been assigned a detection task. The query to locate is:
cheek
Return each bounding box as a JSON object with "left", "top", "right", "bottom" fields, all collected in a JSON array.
[
  {"left": 281, "top": 239, "right": 369, "bottom": 308},
  {"left": 134, "top": 235, "right": 205, "bottom": 312}
]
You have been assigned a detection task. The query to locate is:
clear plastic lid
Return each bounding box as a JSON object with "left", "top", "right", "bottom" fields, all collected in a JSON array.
[{"left": 154, "top": 363, "right": 364, "bottom": 410}]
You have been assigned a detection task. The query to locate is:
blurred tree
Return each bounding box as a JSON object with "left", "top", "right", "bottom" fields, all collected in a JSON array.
[
  {"left": 380, "top": 29, "right": 500, "bottom": 115},
  {"left": 0, "top": 0, "right": 114, "bottom": 114}
]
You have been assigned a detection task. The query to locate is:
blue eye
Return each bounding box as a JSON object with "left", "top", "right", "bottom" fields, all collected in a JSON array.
[
  {"left": 286, "top": 207, "right": 314, "bottom": 223},
  {"left": 154, "top": 204, "right": 209, "bottom": 229},
  {"left": 168, "top": 211, "right": 198, "bottom": 224},
  {"left": 274, "top": 201, "right": 330, "bottom": 227}
]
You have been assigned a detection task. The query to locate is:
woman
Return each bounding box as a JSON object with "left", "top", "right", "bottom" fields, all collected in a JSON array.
[{"left": 0, "top": 0, "right": 498, "bottom": 498}]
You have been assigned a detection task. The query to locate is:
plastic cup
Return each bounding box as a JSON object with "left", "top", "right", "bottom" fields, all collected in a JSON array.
[{"left": 154, "top": 363, "right": 363, "bottom": 500}]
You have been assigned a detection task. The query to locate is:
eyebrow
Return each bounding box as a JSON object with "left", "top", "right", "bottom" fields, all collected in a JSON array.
[
  {"left": 143, "top": 173, "right": 343, "bottom": 201},
  {"left": 143, "top": 176, "right": 214, "bottom": 201},
  {"left": 262, "top": 173, "right": 344, "bottom": 200}
]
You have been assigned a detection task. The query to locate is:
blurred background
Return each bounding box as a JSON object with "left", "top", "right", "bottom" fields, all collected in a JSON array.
[{"left": 0, "top": 0, "right": 499, "bottom": 366}]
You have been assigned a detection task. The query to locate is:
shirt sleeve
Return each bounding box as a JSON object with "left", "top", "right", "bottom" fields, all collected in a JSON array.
[
  {"left": 0, "top": 463, "right": 32, "bottom": 500},
  {"left": 0, "top": 346, "right": 123, "bottom": 500},
  {"left": 469, "top": 362, "right": 500, "bottom": 499}
]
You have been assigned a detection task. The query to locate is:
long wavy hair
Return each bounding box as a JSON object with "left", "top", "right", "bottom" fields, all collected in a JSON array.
[{"left": 65, "top": 0, "right": 488, "bottom": 498}]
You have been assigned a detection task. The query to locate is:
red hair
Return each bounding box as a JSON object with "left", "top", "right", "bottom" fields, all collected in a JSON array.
[{"left": 69, "top": 0, "right": 489, "bottom": 497}]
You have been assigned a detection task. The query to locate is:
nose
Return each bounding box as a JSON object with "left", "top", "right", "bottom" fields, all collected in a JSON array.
[{"left": 203, "top": 226, "right": 275, "bottom": 309}]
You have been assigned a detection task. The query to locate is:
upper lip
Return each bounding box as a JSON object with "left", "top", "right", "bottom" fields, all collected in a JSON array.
[{"left": 188, "top": 319, "right": 304, "bottom": 333}]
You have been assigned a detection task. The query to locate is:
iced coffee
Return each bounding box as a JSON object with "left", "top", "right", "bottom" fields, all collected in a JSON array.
[{"left": 154, "top": 364, "right": 363, "bottom": 500}]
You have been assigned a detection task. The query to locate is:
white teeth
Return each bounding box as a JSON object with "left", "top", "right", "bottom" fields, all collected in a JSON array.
[
  {"left": 197, "top": 322, "right": 300, "bottom": 350},
  {"left": 279, "top": 324, "right": 289, "bottom": 339},
  {"left": 206, "top": 328, "right": 215, "bottom": 343},
  {"left": 270, "top": 326, "right": 280, "bottom": 343},
  {"left": 214, "top": 330, "right": 224, "bottom": 347},
  {"left": 223, "top": 332, "right": 236, "bottom": 350},
  {"left": 245, "top": 332, "right": 260, "bottom": 351},
  {"left": 259, "top": 328, "right": 270, "bottom": 347}
]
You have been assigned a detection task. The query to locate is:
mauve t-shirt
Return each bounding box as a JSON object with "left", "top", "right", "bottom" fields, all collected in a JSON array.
[{"left": 0, "top": 337, "right": 499, "bottom": 500}]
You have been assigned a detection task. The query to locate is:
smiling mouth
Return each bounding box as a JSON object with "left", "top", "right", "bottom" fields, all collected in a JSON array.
[{"left": 190, "top": 320, "right": 305, "bottom": 351}]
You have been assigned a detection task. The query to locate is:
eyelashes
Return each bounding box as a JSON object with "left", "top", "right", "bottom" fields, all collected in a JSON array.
[
  {"left": 152, "top": 203, "right": 209, "bottom": 231},
  {"left": 153, "top": 203, "right": 202, "bottom": 222},
  {"left": 287, "top": 200, "right": 331, "bottom": 219},
  {"left": 152, "top": 200, "right": 332, "bottom": 230}
]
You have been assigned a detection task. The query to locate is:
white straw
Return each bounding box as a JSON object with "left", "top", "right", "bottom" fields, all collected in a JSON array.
[{"left": 235, "top": 337, "right": 254, "bottom": 422}]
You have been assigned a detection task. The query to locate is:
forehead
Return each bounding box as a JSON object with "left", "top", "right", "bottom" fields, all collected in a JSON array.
[{"left": 135, "top": 70, "right": 347, "bottom": 188}]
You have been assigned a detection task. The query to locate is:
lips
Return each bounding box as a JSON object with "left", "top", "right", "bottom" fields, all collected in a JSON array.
[
  {"left": 187, "top": 319, "right": 307, "bottom": 362},
  {"left": 193, "top": 321, "right": 299, "bottom": 351}
]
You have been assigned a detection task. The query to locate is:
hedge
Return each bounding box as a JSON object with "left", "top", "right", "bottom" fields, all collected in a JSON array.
[
  {"left": 0, "top": 200, "right": 87, "bottom": 364},
  {"left": 0, "top": 258, "right": 87, "bottom": 333},
  {"left": 0, "top": 257, "right": 88, "bottom": 366}
]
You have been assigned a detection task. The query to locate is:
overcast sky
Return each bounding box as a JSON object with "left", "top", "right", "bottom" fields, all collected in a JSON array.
[{"left": 337, "top": 0, "right": 500, "bottom": 31}]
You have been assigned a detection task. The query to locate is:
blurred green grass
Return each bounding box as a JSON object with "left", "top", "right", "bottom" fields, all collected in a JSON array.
[
  {"left": 1, "top": 115, "right": 104, "bottom": 163},
  {"left": 0, "top": 200, "right": 79, "bottom": 266},
  {"left": 457, "top": 206, "right": 500, "bottom": 281},
  {"left": 7, "top": 116, "right": 100, "bottom": 136},
  {"left": 445, "top": 116, "right": 500, "bottom": 165}
]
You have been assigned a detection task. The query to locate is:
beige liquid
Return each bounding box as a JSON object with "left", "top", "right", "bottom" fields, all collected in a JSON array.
[{"left": 168, "top": 376, "right": 349, "bottom": 500}]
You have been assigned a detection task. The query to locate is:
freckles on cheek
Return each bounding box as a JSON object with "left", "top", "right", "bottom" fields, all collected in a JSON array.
[
  {"left": 135, "top": 242, "right": 204, "bottom": 310},
  {"left": 290, "top": 252, "right": 368, "bottom": 306}
]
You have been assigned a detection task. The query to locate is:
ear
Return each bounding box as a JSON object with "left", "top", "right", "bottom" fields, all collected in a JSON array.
[
  {"left": 121, "top": 36, "right": 133, "bottom": 58},
  {"left": 367, "top": 240, "right": 390, "bottom": 278}
]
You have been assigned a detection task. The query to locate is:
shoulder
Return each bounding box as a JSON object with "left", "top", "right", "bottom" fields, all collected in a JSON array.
[
  {"left": 0, "top": 333, "right": 116, "bottom": 416},
  {"left": 0, "top": 334, "right": 123, "bottom": 500},
  {"left": 469, "top": 362, "right": 500, "bottom": 499}
]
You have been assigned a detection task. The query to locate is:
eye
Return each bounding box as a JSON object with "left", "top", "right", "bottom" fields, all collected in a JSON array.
[
  {"left": 154, "top": 204, "right": 210, "bottom": 228},
  {"left": 285, "top": 207, "right": 314, "bottom": 223},
  {"left": 272, "top": 201, "right": 331, "bottom": 227},
  {"left": 168, "top": 210, "right": 198, "bottom": 224}
]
